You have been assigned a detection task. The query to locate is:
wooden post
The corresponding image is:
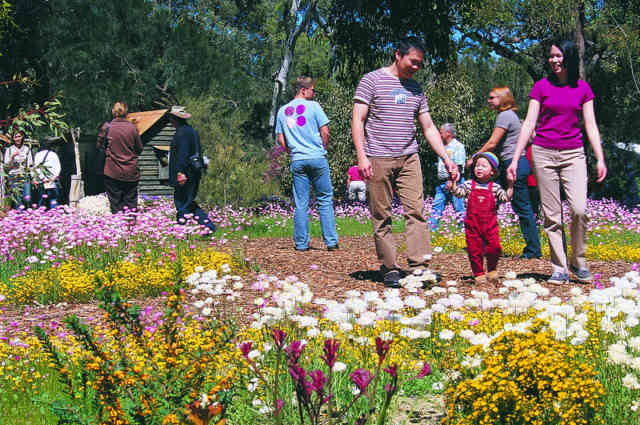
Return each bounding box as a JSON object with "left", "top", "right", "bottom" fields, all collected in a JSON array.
[{"left": 69, "top": 128, "right": 85, "bottom": 208}]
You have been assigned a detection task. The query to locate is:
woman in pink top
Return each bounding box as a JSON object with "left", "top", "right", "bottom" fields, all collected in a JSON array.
[
  {"left": 346, "top": 164, "right": 366, "bottom": 202},
  {"left": 507, "top": 39, "right": 607, "bottom": 285}
]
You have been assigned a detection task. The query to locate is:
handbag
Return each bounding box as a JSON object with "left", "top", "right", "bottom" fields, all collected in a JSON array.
[
  {"left": 187, "top": 132, "right": 206, "bottom": 175},
  {"left": 187, "top": 153, "right": 205, "bottom": 174},
  {"left": 94, "top": 122, "right": 111, "bottom": 176}
]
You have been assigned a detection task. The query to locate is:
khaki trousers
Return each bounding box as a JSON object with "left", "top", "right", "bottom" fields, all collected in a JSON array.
[
  {"left": 368, "top": 153, "right": 431, "bottom": 270},
  {"left": 531, "top": 145, "right": 589, "bottom": 273}
]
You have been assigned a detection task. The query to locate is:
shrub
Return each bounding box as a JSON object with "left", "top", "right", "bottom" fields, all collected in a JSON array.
[
  {"left": 444, "top": 323, "right": 605, "bottom": 425},
  {"left": 34, "top": 267, "right": 237, "bottom": 425}
]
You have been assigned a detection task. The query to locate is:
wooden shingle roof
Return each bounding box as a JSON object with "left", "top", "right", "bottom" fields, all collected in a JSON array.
[{"left": 126, "top": 109, "right": 169, "bottom": 135}]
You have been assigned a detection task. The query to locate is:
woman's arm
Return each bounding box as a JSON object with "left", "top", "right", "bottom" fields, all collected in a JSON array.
[
  {"left": 507, "top": 99, "right": 540, "bottom": 182},
  {"left": 582, "top": 100, "right": 607, "bottom": 182},
  {"left": 466, "top": 127, "right": 506, "bottom": 170}
]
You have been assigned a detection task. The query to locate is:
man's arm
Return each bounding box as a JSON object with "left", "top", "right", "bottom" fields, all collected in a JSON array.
[
  {"left": 352, "top": 101, "right": 373, "bottom": 179},
  {"left": 277, "top": 133, "right": 289, "bottom": 154},
  {"left": 320, "top": 125, "right": 329, "bottom": 151},
  {"left": 174, "top": 127, "right": 191, "bottom": 186},
  {"left": 418, "top": 111, "right": 459, "bottom": 182}
]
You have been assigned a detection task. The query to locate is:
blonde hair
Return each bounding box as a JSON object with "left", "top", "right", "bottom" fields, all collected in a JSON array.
[
  {"left": 490, "top": 86, "right": 518, "bottom": 112},
  {"left": 112, "top": 101, "right": 128, "bottom": 118},
  {"left": 295, "top": 76, "right": 314, "bottom": 93}
]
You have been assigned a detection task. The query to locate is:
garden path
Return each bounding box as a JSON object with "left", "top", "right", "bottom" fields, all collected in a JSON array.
[
  {"left": 242, "top": 235, "right": 630, "bottom": 303},
  {"left": 3, "top": 235, "right": 631, "bottom": 336}
]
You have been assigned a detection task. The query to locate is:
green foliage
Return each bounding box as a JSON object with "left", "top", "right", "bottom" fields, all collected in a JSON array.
[
  {"left": 183, "top": 94, "right": 280, "bottom": 207},
  {"left": 329, "top": 0, "right": 455, "bottom": 84},
  {"left": 0, "top": 0, "right": 11, "bottom": 51}
]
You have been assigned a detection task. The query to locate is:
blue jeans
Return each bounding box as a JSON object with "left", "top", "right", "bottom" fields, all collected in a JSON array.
[
  {"left": 291, "top": 157, "right": 338, "bottom": 249},
  {"left": 505, "top": 156, "right": 542, "bottom": 257},
  {"left": 174, "top": 175, "right": 216, "bottom": 232},
  {"left": 36, "top": 183, "right": 59, "bottom": 210},
  {"left": 430, "top": 178, "right": 466, "bottom": 231}
]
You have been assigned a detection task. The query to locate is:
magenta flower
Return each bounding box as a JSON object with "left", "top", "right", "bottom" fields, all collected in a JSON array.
[
  {"left": 632, "top": 263, "right": 639, "bottom": 271},
  {"left": 375, "top": 336, "right": 392, "bottom": 364},
  {"left": 288, "top": 363, "right": 306, "bottom": 385},
  {"left": 309, "top": 369, "right": 327, "bottom": 393},
  {"left": 276, "top": 399, "right": 283, "bottom": 416},
  {"left": 239, "top": 341, "right": 252, "bottom": 358},
  {"left": 321, "top": 339, "right": 340, "bottom": 369},
  {"left": 350, "top": 369, "right": 373, "bottom": 395},
  {"left": 416, "top": 362, "right": 432, "bottom": 378},
  {"left": 272, "top": 328, "right": 287, "bottom": 349},
  {"left": 285, "top": 340, "right": 305, "bottom": 364},
  {"left": 384, "top": 364, "right": 398, "bottom": 378}
]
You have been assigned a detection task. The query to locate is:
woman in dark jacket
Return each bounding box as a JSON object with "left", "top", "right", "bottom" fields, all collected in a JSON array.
[{"left": 99, "top": 101, "right": 143, "bottom": 214}]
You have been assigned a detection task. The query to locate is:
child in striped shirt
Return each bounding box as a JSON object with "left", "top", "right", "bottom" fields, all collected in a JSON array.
[{"left": 449, "top": 152, "right": 513, "bottom": 284}]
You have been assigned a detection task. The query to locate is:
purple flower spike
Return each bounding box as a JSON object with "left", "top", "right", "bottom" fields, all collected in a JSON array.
[
  {"left": 384, "top": 364, "right": 398, "bottom": 377},
  {"left": 321, "top": 339, "right": 340, "bottom": 368},
  {"left": 239, "top": 341, "right": 252, "bottom": 358},
  {"left": 309, "top": 369, "right": 327, "bottom": 393},
  {"left": 285, "top": 340, "right": 305, "bottom": 364},
  {"left": 375, "top": 336, "right": 392, "bottom": 364},
  {"left": 276, "top": 399, "right": 283, "bottom": 416},
  {"left": 416, "top": 362, "right": 432, "bottom": 378},
  {"left": 288, "top": 363, "right": 306, "bottom": 385},
  {"left": 272, "top": 328, "right": 287, "bottom": 349},
  {"left": 350, "top": 369, "right": 373, "bottom": 395},
  {"left": 632, "top": 263, "right": 639, "bottom": 272}
]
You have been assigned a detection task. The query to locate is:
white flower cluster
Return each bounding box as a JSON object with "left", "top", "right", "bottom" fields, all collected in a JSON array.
[
  {"left": 186, "top": 265, "right": 242, "bottom": 316},
  {"left": 77, "top": 194, "right": 112, "bottom": 215},
  {"left": 248, "top": 275, "right": 313, "bottom": 328},
  {"left": 400, "top": 269, "right": 438, "bottom": 292}
]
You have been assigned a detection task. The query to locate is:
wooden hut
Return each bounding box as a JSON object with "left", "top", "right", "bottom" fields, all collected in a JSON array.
[{"left": 126, "top": 109, "right": 173, "bottom": 197}]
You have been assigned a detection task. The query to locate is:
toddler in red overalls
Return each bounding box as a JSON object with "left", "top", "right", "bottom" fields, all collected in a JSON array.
[{"left": 450, "top": 152, "right": 513, "bottom": 284}]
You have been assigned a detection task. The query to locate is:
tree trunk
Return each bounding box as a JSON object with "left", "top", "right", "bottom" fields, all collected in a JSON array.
[
  {"left": 574, "top": 0, "right": 586, "bottom": 80},
  {"left": 268, "top": 0, "right": 318, "bottom": 136}
]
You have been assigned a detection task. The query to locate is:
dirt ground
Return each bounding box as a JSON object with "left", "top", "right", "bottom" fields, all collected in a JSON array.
[{"left": 2, "top": 235, "right": 632, "bottom": 335}]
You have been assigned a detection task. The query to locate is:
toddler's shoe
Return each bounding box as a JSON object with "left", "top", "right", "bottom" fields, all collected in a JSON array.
[
  {"left": 486, "top": 270, "right": 499, "bottom": 283},
  {"left": 474, "top": 274, "right": 488, "bottom": 285}
]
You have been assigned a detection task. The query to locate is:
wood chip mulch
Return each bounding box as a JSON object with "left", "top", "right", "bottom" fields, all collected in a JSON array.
[{"left": 2, "top": 235, "right": 633, "bottom": 336}]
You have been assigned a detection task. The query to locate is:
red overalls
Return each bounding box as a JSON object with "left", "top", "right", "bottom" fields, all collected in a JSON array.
[{"left": 464, "top": 180, "right": 502, "bottom": 277}]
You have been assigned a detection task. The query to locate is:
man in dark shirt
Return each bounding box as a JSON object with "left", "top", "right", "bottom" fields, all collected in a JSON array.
[{"left": 167, "top": 106, "right": 216, "bottom": 234}]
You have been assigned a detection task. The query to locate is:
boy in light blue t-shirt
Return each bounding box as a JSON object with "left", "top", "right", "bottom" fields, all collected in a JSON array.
[{"left": 275, "top": 77, "right": 338, "bottom": 252}]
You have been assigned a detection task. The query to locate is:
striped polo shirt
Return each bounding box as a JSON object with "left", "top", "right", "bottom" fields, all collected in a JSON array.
[{"left": 354, "top": 68, "right": 429, "bottom": 157}]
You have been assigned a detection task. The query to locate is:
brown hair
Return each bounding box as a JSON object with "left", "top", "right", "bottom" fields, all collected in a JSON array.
[
  {"left": 490, "top": 86, "right": 518, "bottom": 112},
  {"left": 112, "top": 101, "right": 128, "bottom": 118},
  {"left": 295, "top": 76, "right": 314, "bottom": 93}
]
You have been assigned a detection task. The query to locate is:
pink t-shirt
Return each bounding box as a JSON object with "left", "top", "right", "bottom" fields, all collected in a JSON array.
[
  {"left": 348, "top": 166, "right": 363, "bottom": 181},
  {"left": 354, "top": 68, "right": 429, "bottom": 157},
  {"left": 529, "top": 78, "right": 594, "bottom": 150}
]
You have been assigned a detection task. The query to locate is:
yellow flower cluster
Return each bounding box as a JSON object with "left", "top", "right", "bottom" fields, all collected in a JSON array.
[
  {"left": 0, "top": 333, "right": 50, "bottom": 394},
  {"left": 41, "top": 314, "right": 237, "bottom": 423},
  {"left": 444, "top": 324, "right": 605, "bottom": 425},
  {"left": 0, "top": 249, "right": 235, "bottom": 305}
]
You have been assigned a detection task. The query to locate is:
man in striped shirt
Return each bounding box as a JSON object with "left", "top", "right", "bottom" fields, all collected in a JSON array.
[{"left": 351, "top": 38, "right": 459, "bottom": 288}]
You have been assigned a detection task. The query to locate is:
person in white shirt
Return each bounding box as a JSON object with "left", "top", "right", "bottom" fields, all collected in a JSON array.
[
  {"left": 3, "top": 131, "right": 33, "bottom": 208},
  {"left": 32, "top": 140, "right": 61, "bottom": 209}
]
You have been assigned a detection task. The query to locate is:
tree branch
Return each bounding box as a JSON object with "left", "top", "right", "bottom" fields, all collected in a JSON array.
[{"left": 462, "top": 31, "right": 542, "bottom": 81}]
